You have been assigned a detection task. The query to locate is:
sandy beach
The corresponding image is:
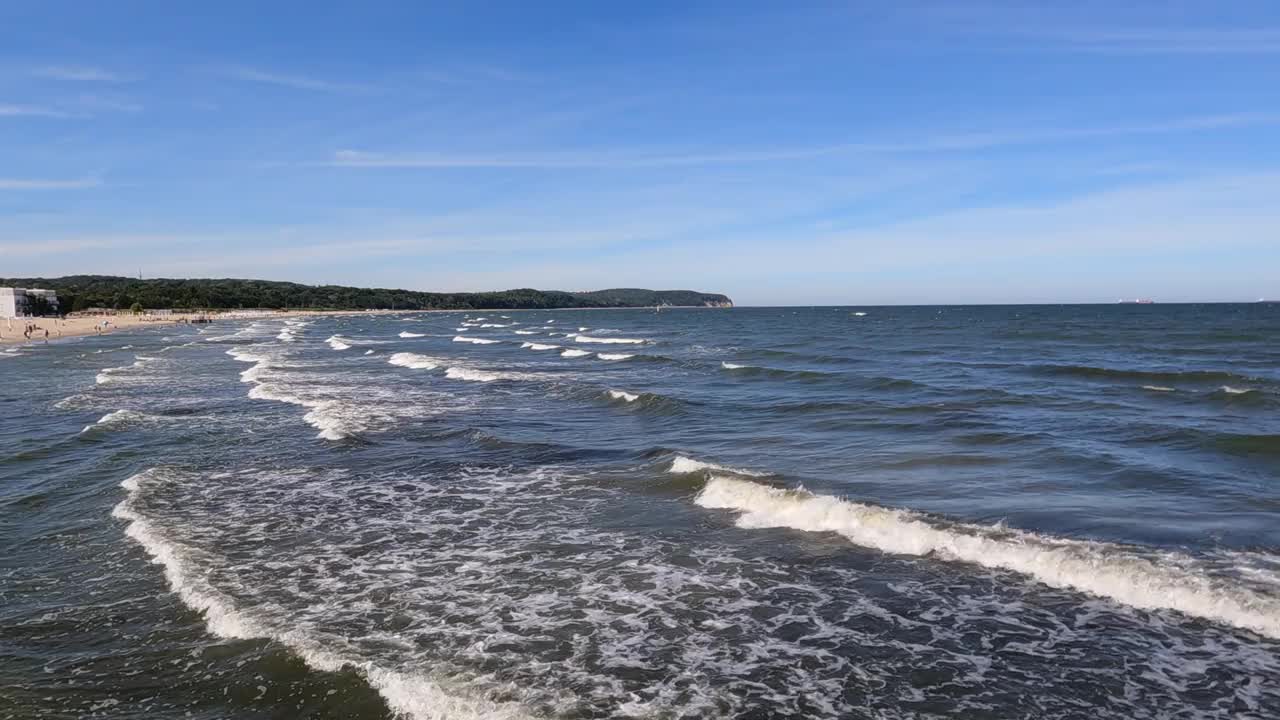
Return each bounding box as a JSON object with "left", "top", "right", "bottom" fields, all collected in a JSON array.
[{"left": 0, "top": 314, "right": 195, "bottom": 345}]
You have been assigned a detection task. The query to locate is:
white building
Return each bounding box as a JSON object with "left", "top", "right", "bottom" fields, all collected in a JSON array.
[{"left": 0, "top": 287, "right": 60, "bottom": 317}]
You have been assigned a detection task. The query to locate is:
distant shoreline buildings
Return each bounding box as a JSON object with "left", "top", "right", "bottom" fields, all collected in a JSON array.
[{"left": 0, "top": 287, "right": 60, "bottom": 318}]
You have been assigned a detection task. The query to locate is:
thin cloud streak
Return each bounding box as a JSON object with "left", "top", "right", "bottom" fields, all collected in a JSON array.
[
  {"left": 217, "top": 65, "right": 377, "bottom": 93},
  {"left": 0, "top": 178, "right": 102, "bottom": 190},
  {"left": 0, "top": 104, "right": 70, "bottom": 118},
  {"left": 33, "top": 65, "right": 130, "bottom": 82},
  {"left": 328, "top": 113, "right": 1280, "bottom": 169}
]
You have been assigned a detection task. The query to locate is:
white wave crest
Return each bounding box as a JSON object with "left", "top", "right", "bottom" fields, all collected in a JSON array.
[
  {"left": 326, "top": 335, "right": 351, "bottom": 350},
  {"left": 398, "top": 331, "right": 425, "bottom": 338},
  {"left": 1142, "top": 385, "right": 1175, "bottom": 392},
  {"left": 721, "top": 362, "right": 746, "bottom": 370},
  {"left": 521, "top": 342, "right": 558, "bottom": 351},
  {"left": 454, "top": 336, "right": 499, "bottom": 345},
  {"left": 607, "top": 390, "right": 640, "bottom": 403},
  {"left": 445, "top": 367, "right": 502, "bottom": 383},
  {"left": 388, "top": 353, "right": 440, "bottom": 370},
  {"left": 514, "top": 330, "right": 537, "bottom": 335},
  {"left": 1220, "top": 385, "right": 1251, "bottom": 394},
  {"left": 695, "top": 475, "right": 1280, "bottom": 640},
  {"left": 668, "top": 455, "right": 768, "bottom": 477},
  {"left": 598, "top": 353, "right": 634, "bottom": 361},
  {"left": 575, "top": 335, "right": 645, "bottom": 344},
  {"left": 113, "top": 470, "right": 532, "bottom": 720},
  {"left": 561, "top": 349, "right": 591, "bottom": 358}
]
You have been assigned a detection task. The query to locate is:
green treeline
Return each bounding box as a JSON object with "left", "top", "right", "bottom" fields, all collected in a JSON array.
[{"left": 0, "top": 276, "right": 733, "bottom": 312}]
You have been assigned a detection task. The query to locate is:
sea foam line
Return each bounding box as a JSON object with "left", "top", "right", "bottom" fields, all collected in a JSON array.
[
  {"left": 574, "top": 335, "right": 645, "bottom": 345},
  {"left": 691, "top": 470, "right": 1280, "bottom": 639},
  {"left": 388, "top": 353, "right": 440, "bottom": 370},
  {"left": 113, "top": 470, "right": 533, "bottom": 720}
]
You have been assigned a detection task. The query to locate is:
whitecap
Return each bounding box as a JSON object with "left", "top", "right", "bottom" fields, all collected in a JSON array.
[
  {"left": 398, "top": 331, "right": 425, "bottom": 338},
  {"left": 721, "top": 362, "right": 746, "bottom": 370},
  {"left": 598, "top": 353, "right": 634, "bottom": 361},
  {"left": 695, "top": 475, "right": 1280, "bottom": 640},
  {"left": 561, "top": 349, "right": 591, "bottom": 358},
  {"left": 669, "top": 455, "right": 768, "bottom": 477},
  {"left": 445, "top": 367, "right": 502, "bottom": 383},
  {"left": 607, "top": 390, "right": 640, "bottom": 403},
  {"left": 326, "top": 335, "right": 352, "bottom": 351},
  {"left": 521, "top": 342, "right": 558, "bottom": 351},
  {"left": 1142, "top": 385, "right": 1175, "bottom": 392},
  {"left": 575, "top": 335, "right": 645, "bottom": 345},
  {"left": 388, "top": 353, "right": 440, "bottom": 370},
  {"left": 454, "top": 336, "right": 500, "bottom": 345}
]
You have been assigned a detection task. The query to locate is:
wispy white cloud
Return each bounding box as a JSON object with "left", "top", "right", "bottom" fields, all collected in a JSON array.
[
  {"left": 1030, "top": 27, "right": 1280, "bottom": 55},
  {"left": 0, "top": 178, "right": 102, "bottom": 190},
  {"left": 33, "top": 65, "right": 131, "bottom": 82},
  {"left": 328, "top": 112, "right": 1280, "bottom": 170},
  {"left": 916, "top": 6, "right": 1280, "bottom": 55},
  {"left": 217, "top": 65, "right": 376, "bottom": 93},
  {"left": 0, "top": 104, "right": 70, "bottom": 118}
]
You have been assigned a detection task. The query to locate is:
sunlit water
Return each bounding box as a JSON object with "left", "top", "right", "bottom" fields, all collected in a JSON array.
[{"left": 3, "top": 305, "right": 1278, "bottom": 719}]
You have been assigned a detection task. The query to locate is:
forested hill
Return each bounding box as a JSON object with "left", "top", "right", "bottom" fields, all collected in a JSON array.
[{"left": 0, "top": 276, "right": 733, "bottom": 312}]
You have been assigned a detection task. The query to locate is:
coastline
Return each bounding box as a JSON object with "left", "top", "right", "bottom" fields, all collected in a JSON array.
[{"left": 0, "top": 305, "right": 731, "bottom": 345}]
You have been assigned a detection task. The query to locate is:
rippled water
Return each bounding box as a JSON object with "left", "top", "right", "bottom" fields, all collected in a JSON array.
[{"left": 3, "top": 305, "right": 1278, "bottom": 719}]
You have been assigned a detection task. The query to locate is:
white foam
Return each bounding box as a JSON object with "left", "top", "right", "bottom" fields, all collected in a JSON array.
[
  {"left": 575, "top": 335, "right": 645, "bottom": 345},
  {"left": 480, "top": 323, "right": 510, "bottom": 328},
  {"left": 854, "top": 312, "right": 868, "bottom": 317},
  {"left": 326, "top": 335, "right": 352, "bottom": 351},
  {"left": 668, "top": 455, "right": 768, "bottom": 477},
  {"left": 695, "top": 475, "right": 1280, "bottom": 640},
  {"left": 1220, "top": 385, "right": 1250, "bottom": 394},
  {"left": 1142, "top": 385, "right": 1175, "bottom": 392},
  {"left": 388, "top": 353, "right": 440, "bottom": 370},
  {"left": 83, "top": 409, "right": 149, "bottom": 432},
  {"left": 454, "top": 336, "right": 500, "bottom": 345},
  {"left": 113, "top": 470, "right": 532, "bottom": 720},
  {"left": 364, "top": 349, "right": 374, "bottom": 355},
  {"left": 598, "top": 353, "right": 634, "bottom": 361},
  {"left": 276, "top": 329, "right": 297, "bottom": 342},
  {"left": 399, "top": 331, "right": 426, "bottom": 338},
  {"left": 521, "top": 342, "right": 558, "bottom": 351},
  {"left": 445, "top": 367, "right": 502, "bottom": 383},
  {"left": 561, "top": 349, "right": 591, "bottom": 358},
  {"left": 514, "top": 330, "right": 537, "bottom": 335},
  {"left": 721, "top": 362, "right": 746, "bottom": 370},
  {"left": 607, "top": 390, "right": 640, "bottom": 403}
]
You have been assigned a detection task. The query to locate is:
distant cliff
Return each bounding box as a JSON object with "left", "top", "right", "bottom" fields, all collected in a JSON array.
[{"left": 0, "top": 275, "right": 733, "bottom": 312}]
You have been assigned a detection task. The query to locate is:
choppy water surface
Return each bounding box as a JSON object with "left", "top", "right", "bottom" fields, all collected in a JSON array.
[{"left": 3, "top": 305, "right": 1279, "bottom": 719}]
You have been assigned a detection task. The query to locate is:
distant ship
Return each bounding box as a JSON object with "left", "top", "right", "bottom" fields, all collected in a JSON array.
[{"left": 1117, "top": 298, "right": 1155, "bottom": 304}]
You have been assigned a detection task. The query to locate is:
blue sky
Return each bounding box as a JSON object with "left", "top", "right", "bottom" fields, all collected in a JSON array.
[{"left": 2, "top": 1, "right": 1278, "bottom": 305}]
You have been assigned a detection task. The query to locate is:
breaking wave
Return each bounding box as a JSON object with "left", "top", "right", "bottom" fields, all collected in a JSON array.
[
  {"left": 575, "top": 335, "right": 646, "bottom": 345},
  {"left": 561, "top": 349, "right": 591, "bottom": 358},
  {"left": 454, "top": 336, "right": 500, "bottom": 345},
  {"left": 398, "top": 331, "right": 425, "bottom": 338},
  {"left": 521, "top": 342, "right": 558, "bottom": 351},
  {"left": 388, "top": 353, "right": 441, "bottom": 370},
  {"left": 326, "top": 336, "right": 352, "bottom": 351},
  {"left": 597, "top": 353, "right": 634, "bottom": 361},
  {"left": 694, "top": 473, "right": 1280, "bottom": 640},
  {"left": 112, "top": 469, "right": 534, "bottom": 720}
]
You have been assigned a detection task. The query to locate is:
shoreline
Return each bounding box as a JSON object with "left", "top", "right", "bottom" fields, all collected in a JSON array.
[{"left": 0, "top": 305, "right": 730, "bottom": 345}]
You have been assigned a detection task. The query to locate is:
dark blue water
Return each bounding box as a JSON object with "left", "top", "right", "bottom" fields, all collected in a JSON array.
[{"left": 3, "top": 305, "right": 1278, "bottom": 719}]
